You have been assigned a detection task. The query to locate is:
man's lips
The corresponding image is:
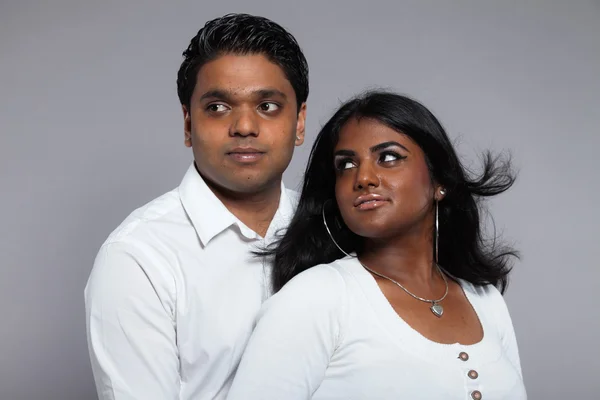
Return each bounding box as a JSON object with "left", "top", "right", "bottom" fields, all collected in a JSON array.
[{"left": 226, "top": 147, "right": 266, "bottom": 163}]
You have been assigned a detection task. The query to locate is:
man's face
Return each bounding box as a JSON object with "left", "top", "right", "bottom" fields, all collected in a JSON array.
[{"left": 182, "top": 54, "right": 306, "bottom": 195}]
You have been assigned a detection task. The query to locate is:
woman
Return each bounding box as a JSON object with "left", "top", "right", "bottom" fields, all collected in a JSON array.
[{"left": 227, "top": 91, "right": 526, "bottom": 399}]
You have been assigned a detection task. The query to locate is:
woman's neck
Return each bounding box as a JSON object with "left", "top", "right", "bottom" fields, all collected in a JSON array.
[{"left": 359, "top": 232, "right": 437, "bottom": 287}]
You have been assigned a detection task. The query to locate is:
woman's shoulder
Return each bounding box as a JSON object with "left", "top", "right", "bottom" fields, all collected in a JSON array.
[
  {"left": 285, "top": 256, "right": 355, "bottom": 285},
  {"left": 460, "top": 279, "right": 505, "bottom": 302},
  {"left": 281, "top": 259, "right": 350, "bottom": 291},
  {"left": 459, "top": 279, "right": 513, "bottom": 322},
  {"left": 267, "top": 257, "right": 356, "bottom": 310}
]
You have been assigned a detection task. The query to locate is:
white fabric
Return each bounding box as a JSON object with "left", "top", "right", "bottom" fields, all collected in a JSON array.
[
  {"left": 85, "top": 163, "right": 297, "bottom": 400},
  {"left": 227, "top": 256, "right": 527, "bottom": 400}
]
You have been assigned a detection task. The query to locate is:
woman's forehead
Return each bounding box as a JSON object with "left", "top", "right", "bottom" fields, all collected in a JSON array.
[{"left": 335, "top": 118, "right": 419, "bottom": 152}]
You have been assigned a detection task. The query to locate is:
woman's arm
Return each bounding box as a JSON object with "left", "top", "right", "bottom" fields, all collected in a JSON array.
[
  {"left": 489, "top": 286, "right": 524, "bottom": 379},
  {"left": 500, "top": 298, "right": 524, "bottom": 379}
]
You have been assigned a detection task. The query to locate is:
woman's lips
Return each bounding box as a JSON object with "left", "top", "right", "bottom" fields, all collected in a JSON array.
[{"left": 354, "top": 193, "right": 389, "bottom": 210}]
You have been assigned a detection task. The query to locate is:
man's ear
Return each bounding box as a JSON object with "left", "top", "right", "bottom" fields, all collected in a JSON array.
[
  {"left": 182, "top": 105, "right": 192, "bottom": 147},
  {"left": 295, "top": 102, "right": 307, "bottom": 146}
]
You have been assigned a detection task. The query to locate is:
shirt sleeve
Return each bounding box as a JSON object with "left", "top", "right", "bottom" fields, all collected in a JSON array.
[
  {"left": 490, "top": 286, "right": 524, "bottom": 379},
  {"left": 226, "top": 264, "right": 348, "bottom": 400},
  {"left": 501, "top": 300, "right": 524, "bottom": 379},
  {"left": 85, "top": 242, "right": 180, "bottom": 400}
]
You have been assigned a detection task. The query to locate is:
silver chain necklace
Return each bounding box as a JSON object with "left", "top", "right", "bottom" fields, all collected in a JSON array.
[
  {"left": 359, "top": 261, "right": 449, "bottom": 318},
  {"left": 321, "top": 202, "right": 449, "bottom": 317}
]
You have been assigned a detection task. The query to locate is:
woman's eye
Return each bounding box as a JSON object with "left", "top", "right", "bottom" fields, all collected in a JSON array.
[
  {"left": 259, "top": 102, "right": 280, "bottom": 112},
  {"left": 207, "top": 104, "right": 228, "bottom": 113},
  {"left": 381, "top": 152, "right": 400, "bottom": 163},
  {"left": 336, "top": 160, "right": 355, "bottom": 170}
]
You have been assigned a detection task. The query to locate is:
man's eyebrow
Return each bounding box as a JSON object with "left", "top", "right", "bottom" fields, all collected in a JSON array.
[
  {"left": 199, "top": 89, "right": 231, "bottom": 102},
  {"left": 254, "top": 89, "right": 287, "bottom": 100},
  {"left": 198, "top": 88, "right": 287, "bottom": 102}
]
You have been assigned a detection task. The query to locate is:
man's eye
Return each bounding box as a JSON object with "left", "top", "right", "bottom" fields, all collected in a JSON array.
[
  {"left": 207, "top": 104, "right": 228, "bottom": 112},
  {"left": 259, "top": 102, "right": 280, "bottom": 112}
]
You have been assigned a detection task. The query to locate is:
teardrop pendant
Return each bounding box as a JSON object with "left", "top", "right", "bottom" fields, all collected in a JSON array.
[{"left": 430, "top": 302, "right": 444, "bottom": 318}]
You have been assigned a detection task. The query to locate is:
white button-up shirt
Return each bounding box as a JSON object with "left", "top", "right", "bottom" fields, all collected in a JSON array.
[
  {"left": 227, "top": 257, "right": 527, "bottom": 400},
  {"left": 85, "top": 164, "right": 297, "bottom": 400}
]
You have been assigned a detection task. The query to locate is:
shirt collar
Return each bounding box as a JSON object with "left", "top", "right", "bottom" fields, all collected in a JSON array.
[{"left": 178, "top": 163, "right": 295, "bottom": 247}]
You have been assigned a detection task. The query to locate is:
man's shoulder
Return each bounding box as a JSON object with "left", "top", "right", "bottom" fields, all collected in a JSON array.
[
  {"left": 102, "top": 187, "right": 183, "bottom": 247},
  {"left": 284, "top": 187, "right": 300, "bottom": 200},
  {"left": 283, "top": 187, "right": 301, "bottom": 211}
]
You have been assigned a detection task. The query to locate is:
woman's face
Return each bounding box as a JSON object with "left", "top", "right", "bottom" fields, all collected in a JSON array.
[{"left": 334, "top": 117, "right": 439, "bottom": 240}]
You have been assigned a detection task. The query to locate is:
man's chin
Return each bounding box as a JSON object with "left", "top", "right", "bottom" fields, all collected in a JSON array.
[
  {"left": 228, "top": 175, "right": 281, "bottom": 194},
  {"left": 206, "top": 174, "right": 282, "bottom": 197}
]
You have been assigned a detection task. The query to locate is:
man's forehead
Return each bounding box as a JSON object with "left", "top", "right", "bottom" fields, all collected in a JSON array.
[
  {"left": 198, "top": 54, "right": 286, "bottom": 80},
  {"left": 194, "top": 54, "right": 295, "bottom": 100}
]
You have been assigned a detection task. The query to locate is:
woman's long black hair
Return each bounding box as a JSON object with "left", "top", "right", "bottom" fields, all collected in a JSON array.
[{"left": 267, "top": 90, "right": 518, "bottom": 293}]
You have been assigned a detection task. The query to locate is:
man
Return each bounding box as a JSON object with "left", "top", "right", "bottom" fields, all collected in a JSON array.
[{"left": 85, "top": 13, "right": 308, "bottom": 399}]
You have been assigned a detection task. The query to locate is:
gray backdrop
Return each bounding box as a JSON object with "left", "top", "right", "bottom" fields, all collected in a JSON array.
[{"left": 1, "top": 1, "right": 599, "bottom": 399}]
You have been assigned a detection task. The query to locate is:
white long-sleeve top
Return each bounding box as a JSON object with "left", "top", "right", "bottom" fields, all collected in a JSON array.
[
  {"left": 227, "top": 256, "right": 527, "bottom": 400},
  {"left": 85, "top": 164, "right": 297, "bottom": 400}
]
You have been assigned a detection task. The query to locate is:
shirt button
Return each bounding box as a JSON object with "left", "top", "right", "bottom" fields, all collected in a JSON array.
[
  {"left": 458, "top": 352, "right": 469, "bottom": 361},
  {"left": 468, "top": 370, "right": 479, "bottom": 379},
  {"left": 471, "top": 390, "right": 482, "bottom": 399}
]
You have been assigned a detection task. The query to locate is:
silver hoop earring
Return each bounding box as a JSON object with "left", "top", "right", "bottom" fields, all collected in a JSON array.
[
  {"left": 322, "top": 201, "right": 355, "bottom": 258},
  {"left": 435, "top": 200, "right": 439, "bottom": 263}
]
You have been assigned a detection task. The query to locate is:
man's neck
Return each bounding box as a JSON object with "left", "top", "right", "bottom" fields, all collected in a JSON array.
[{"left": 204, "top": 178, "right": 282, "bottom": 238}]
